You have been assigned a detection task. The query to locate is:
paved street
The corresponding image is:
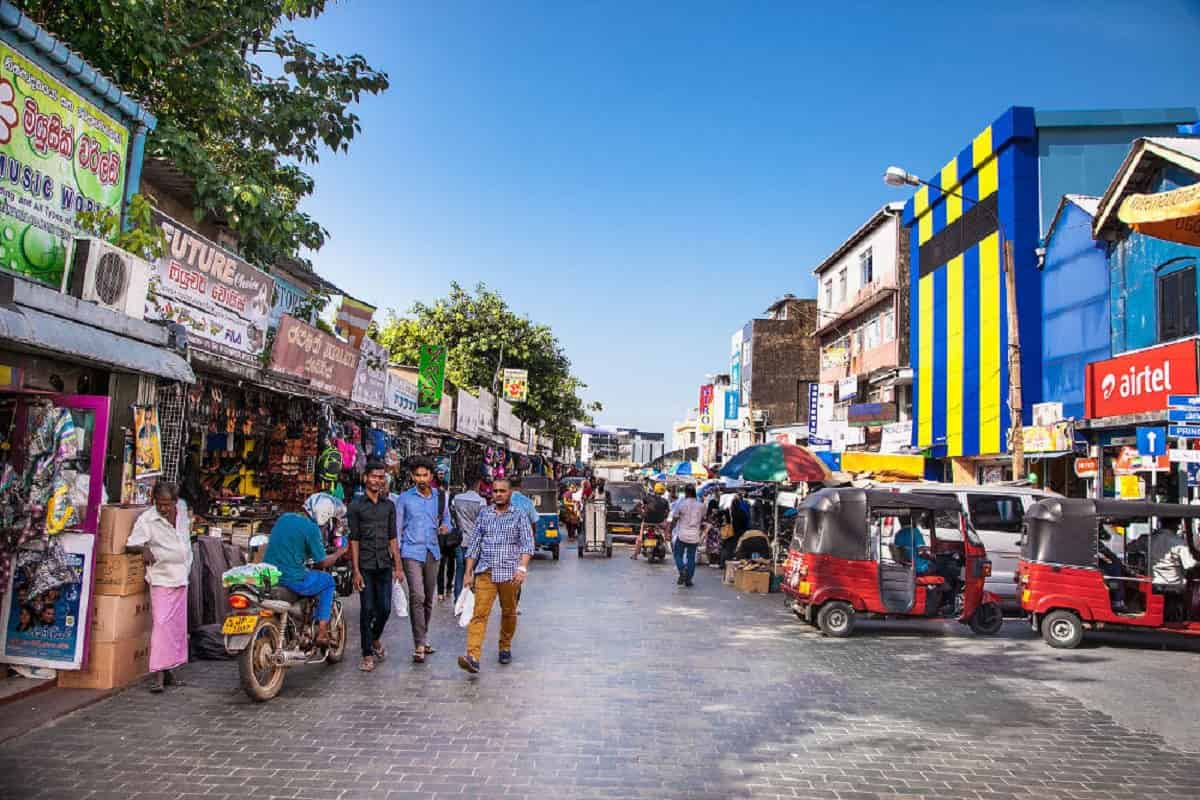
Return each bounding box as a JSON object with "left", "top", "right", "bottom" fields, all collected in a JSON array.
[{"left": 5, "top": 544, "right": 1200, "bottom": 800}]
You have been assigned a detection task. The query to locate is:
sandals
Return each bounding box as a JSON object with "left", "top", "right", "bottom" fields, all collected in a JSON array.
[
  {"left": 421, "top": 644, "right": 436, "bottom": 656},
  {"left": 372, "top": 642, "right": 387, "bottom": 662},
  {"left": 359, "top": 656, "right": 375, "bottom": 672},
  {"left": 412, "top": 650, "right": 425, "bottom": 664}
]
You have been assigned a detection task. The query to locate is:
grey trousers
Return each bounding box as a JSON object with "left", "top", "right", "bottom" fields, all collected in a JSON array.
[{"left": 403, "top": 554, "right": 439, "bottom": 647}]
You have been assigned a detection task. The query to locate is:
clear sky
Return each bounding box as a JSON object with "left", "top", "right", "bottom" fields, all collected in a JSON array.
[{"left": 290, "top": 1, "right": 1200, "bottom": 439}]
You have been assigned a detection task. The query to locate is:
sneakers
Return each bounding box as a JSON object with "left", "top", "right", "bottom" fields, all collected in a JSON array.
[
  {"left": 498, "top": 650, "right": 512, "bottom": 665},
  {"left": 685, "top": 579, "right": 694, "bottom": 588},
  {"left": 457, "top": 655, "right": 480, "bottom": 674},
  {"left": 676, "top": 574, "right": 685, "bottom": 585}
]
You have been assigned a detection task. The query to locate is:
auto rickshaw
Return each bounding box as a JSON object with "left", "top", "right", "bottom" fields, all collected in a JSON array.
[
  {"left": 1017, "top": 498, "right": 1200, "bottom": 649},
  {"left": 783, "top": 488, "right": 1004, "bottom": 637},
  {"left": 522, "top": 476, "right": 563, "bottom": 561}
]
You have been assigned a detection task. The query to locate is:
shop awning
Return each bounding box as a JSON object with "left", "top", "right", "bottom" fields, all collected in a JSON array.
[
  {"left": 1118, "top": 181, "right": 1200, "bottom": 246},
  {"left": 1024, "top": 450, "right": 1073, "bottom": 461},
  {"left": 0, "top": 305, "right": 194, "bottom": 382}
]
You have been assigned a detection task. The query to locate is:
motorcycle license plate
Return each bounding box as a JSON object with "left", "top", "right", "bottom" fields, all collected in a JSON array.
[
  {"left": 644, "top": 538, "right": 657, "bottom": 546},
  {"left": 612, "top": 526, "right": 632, "bottom": 533},
  {"left": 222, "top": 615, "right": 258, "bottom": 635},
  {"left": 1021, "top": 589, "right": 1031, "bottom": 604}
]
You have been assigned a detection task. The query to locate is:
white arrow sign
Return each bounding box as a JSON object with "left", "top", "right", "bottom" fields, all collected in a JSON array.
[{"left": 1168, "top": 449, "right": 1200, "bottom": 464}]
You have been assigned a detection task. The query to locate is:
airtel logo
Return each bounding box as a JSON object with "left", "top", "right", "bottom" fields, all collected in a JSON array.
[{"left": 1099, "top": 362, "right": 1173, "bottom": 401}]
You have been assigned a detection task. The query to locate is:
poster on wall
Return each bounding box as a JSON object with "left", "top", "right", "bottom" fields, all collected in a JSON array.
[
  {"left": 145, "top": 211, "right": 274, "bottom": 362},
  {"left": 502, "top": 368, "right": 529, "bottom": 403},
  {"left": 0, "top": 43, "right": 130, "bottom": 287},
  {"left": 269, "top": 315, "right": 360, "bottom": 399},
  {"left": 417, "top": 344, "right": 447, "bottom": 413},
  {"left": 133, "top": 406, "right": 162, "bottom": 478},
  {"left": 0, "top": 533, "right": 96, "bottom": 670}
]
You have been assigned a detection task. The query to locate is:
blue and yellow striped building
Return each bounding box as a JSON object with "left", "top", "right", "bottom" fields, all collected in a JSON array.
[{"left": 903, "top": 107, "right": 1042, "bottom": 459}]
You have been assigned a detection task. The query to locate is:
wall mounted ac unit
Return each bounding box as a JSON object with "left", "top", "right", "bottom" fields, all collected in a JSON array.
[{"left": 67, "top": 238, "right": 152, "bottom": 320}]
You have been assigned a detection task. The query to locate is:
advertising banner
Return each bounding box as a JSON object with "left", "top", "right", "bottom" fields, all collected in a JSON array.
[
  {"left": 269, "top": 315, "right": 360, "bottom": 399},
  {"left": 351, "top": 337, "right": 388, "bottom": 409},
  {"left": 698, "top": 384, "right": 714, "bottom": 433},
  {"left": 386, "top": 370, "right": 418, "bottom": 418},
  {"left": 837, "top": 375, "right": 858, "bottom": 402},
  {"left": 880, "top": 421, "right": 913, "bottom": 453},
  {"left": 1085, "top": 339, "right": 1198, "bottom": 419},
  {"left": 146, "top": 211, "right": 274, "bottom": 361},
  {"left": 0, "top": 533, "right": 96, "bottom": 670},
  {"left": 724, "top": 390, "right": 739, "bottom": 420},
  {"left": 417, "top": 344, "right": 447, "bottom": 414},
  {"left": 477, "top": 388, "right": 496, "bottom": 434},
  {"left": 502, "top": 368, "right": 529, "bottom": 403},
  {"left": 133, "top": 406, "right": 162, "bottom": 478},
  {"left": 0, "top": 43, "right": 129, "bottom": 286},
  {"left": 497, "top": 398, "right": 521, "bottom": 439},
  {"left": 807, "top": 383, "right": 819, "bottom": 435},
  {"left": 848, "top": 402, "right": 898, "bottom": 427},
  {"left": 1022, "top": 422, "right": 1073, "bottom": 453},
  {"left": 455, "top": 389, "right": 484, "bottom": 437}
]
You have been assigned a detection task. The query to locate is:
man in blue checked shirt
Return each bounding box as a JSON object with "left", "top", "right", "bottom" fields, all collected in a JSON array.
[{"left": 458, "top": 478, "right": 534, "bottom": 674}]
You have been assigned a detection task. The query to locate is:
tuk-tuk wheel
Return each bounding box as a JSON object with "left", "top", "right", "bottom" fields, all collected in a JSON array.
[
  {"left": 551, "top": 544, "right": 560, "bottom": 561},
  {"left": 1041, "top": 609, "right": 1084, "bottom": 649},
  {"left": 605, "top": 545, "right": 613, "bottom": 558},
  {"left": 816, "top": 601, "right": 855, "bottom": 638},
  {"left": 968, "top": 602, "right": 1004, "bottom": 636}
]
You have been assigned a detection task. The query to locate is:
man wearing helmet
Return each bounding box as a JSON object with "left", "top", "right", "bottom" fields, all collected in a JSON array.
[
  {"left": 263, "top": 492, "right": 348, "bottom": 648},
  {"left": 632, "top": 483, "right": 670, "bottom": 560}
]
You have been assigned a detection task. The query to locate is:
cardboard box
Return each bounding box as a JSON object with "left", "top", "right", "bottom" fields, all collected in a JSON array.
[
  {"left": 94, "top": 552, "right": 146, "bottom": 596},
  {"left": 97, "top": 505, "right": 149, "bottom": 555},
  {"left": 58, "top": 635, "right": 150, "bottom": 690},
  {"left": 90, "top": 592, "right": 152, "bottom": 643},
  {"left": 723, "top": 560, "right": 744, "bottom": 585},
  {"left": 734, "top": 568, "right": 770, "bottom": 594}
]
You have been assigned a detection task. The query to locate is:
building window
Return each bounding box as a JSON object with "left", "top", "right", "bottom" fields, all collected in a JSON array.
[
  {"left": 859, "top": 247, "right": 873, "bottom": 286},
  {"left": 824, "top": 279, "right": 833, "bottom": 310},
  {"left": 838, "top": 268, "right": 847, "bottom": 303},
  {"left": 881, "top": 310, "right": 895, "bottom": 342},
  {"left": 865, "top": 316, "right": 879, "bottom": 350},
  {"left": 1159, "top": 262, "right": 1198, "bottom": 343}
]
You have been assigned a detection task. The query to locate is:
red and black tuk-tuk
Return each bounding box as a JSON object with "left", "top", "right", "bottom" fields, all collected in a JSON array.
[
  {"left": 783, "top": 488, "right": 1004, "bottom": 637},
  {"left": 1017, "top": 498, "right": 1200, "bottom": 649}
]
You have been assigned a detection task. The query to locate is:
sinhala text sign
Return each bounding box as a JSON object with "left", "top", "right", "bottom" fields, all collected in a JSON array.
[
  {"left": 269, "top": 315, "right": 360, "bottom": 399},
  {"left": 0, "top": 43, "right": 130, "bottom": 286}
]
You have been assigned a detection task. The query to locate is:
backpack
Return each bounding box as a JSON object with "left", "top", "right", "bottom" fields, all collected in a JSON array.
[{"left": 642, "top": 495, "right": 670, "bottom": 524}]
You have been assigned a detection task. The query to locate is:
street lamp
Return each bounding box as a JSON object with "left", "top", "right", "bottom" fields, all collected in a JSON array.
[{"left": 883, "top": 166, "right": 1025, "bottom": 480}]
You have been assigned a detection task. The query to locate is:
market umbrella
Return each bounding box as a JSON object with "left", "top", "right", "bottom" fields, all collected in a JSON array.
[
  {"left": 719, "top": 442, "right": 832, "bottom": 483},
  {"left": 670, "top": 461, "right": 710, "bottom": 478}
]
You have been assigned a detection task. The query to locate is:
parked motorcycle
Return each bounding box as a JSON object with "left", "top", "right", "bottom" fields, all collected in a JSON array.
[{"left": 223, "top": 538, "right": 350, "bottom": 701}]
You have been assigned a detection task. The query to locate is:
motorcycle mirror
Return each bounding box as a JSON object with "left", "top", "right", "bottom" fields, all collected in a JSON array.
[{"left": 249, "top": 534, "right": 270, "bottom": 548}]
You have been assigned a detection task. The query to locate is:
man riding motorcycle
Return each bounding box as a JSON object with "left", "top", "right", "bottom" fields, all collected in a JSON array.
[
  {"left": 632, "top": 483, "right": 670, "bottom": 560},
  {"left": 263, "top": 493, "right": 348, "bottom": 647}
]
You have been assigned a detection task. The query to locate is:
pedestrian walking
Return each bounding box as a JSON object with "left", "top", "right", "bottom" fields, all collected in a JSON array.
[
  {"left": 435, "top": 473, "right": 460, "bottom": 602},
  {"left": 348, "top": 461, "right": 402, "bottom": 673},
  {"left": 125, "top": 481, "right": 192, "bottom": 693},
  {"left": 669, "top": 484, "right": 706, "bottom": 587},
  {"left": 458, "top": 478, "right": 534, "bottom": 674},
  {"left": 449, "top": 471, "right": 489, "bottom": 601},
  {"left": 394, "top": 457, "right": 447, "bottom": 663}
]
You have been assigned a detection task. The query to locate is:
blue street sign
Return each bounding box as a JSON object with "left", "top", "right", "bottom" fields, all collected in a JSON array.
[
  {"left": 1169, "top": 395, "right": 1200, "bottom": 408},
  {"left": 1137, "top": 426, "right": 1167, "bottom": 456},
  {"left": 1189, "top": 463, "right": 1200, "bottom": 487},
  {"left": 1169, "top": 409, "right": 1200, "bottom": 423},
  {"left": 807, "top": 383, "right": 819, "bottom": 436},
  {"left": 1169, "top": 424, "right": 1200, "bottom": 438}
]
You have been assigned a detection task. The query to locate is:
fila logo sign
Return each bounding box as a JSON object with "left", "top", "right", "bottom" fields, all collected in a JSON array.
[{"left": 1086, "top": 339, "right": 1200, "bottom": 419}]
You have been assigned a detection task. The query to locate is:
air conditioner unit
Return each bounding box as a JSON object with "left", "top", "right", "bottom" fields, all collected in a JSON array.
[{"left": 67, "top": 238, "right": 152, "bottom": 320}]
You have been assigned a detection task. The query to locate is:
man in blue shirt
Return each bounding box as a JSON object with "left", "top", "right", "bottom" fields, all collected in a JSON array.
[
  {"left": 893, "top": 526, "right": 934, "bottom": 575},
  {"left": 263, "top": 494, "right": 347, "bottom": 647},
  {"left": 393, "top": 457, "right": 447, "bottom": 663}
]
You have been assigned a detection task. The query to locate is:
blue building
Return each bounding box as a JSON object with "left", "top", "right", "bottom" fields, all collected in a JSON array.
[{"left": 902, "top": 106, "right": 1197, "bottom": 484}]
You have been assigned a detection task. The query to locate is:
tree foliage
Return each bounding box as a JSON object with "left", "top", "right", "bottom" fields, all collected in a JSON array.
[
  {"left": 377, "top": 283, "right": 600, "bottom": 445},
  {"left": 18, "top": 0, "right": 389, "bottom": 268}
]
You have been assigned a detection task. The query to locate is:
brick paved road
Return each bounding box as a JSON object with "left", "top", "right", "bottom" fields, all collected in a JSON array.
[{"left": 5, "top": 542, "right": 1200, "bottom": 800}]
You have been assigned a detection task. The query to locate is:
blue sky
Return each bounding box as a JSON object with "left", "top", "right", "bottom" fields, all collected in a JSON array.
[{"left": 290, "top": 1, "right": 1200, "bottom": 438}]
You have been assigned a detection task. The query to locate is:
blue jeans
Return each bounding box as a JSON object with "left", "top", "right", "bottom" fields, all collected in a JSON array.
[
  {"left": 673, "top": 540, "right": 698, "bottom": 582},
  {"left": 282, "top": 570, "right": 335, "bottom": 622}
]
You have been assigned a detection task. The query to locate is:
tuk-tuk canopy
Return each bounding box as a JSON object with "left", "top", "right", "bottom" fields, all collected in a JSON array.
[
  {"left": 1023, "top": 498, "right": 1200, "bottom": 567},
  {"left": 796, "top": 488, "right": 962, "bottom": 561},
  {"left": 519, "top": 476, "right": 559, "bottom": 516}
]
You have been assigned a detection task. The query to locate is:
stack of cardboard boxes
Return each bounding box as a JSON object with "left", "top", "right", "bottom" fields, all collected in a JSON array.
[
  {"left": 724, "top": 560, "right": 771, "bottom": 593},
  {"left": 59, "top": 506, "right": 152, "bottom": 690}
]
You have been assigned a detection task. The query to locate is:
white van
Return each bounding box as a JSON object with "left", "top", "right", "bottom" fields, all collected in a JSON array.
[{"left": 873, "top": 483, "right": 1047, "bottom": 607}]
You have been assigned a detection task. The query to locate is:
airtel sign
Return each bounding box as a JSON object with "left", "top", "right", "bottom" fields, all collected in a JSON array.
[{"left": 1085, "top": 339, "right": 1200, "bottom": 418}]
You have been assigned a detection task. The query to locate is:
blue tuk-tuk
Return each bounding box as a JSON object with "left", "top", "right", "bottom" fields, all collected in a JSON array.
[{"left": 522, "top": 476, "right": 563, "bottom": 561}]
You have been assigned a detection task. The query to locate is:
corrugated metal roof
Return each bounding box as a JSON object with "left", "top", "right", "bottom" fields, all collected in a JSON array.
[{"left": 0, "top": 305, "right": 193, "bottom": 382}]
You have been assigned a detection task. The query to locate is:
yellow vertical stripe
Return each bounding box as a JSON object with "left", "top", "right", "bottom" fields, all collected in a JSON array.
[
  {"left": 978, "top": 157, "right": 998, "bottom": 199},
  {"left": 918, "top": 275, "right": 934, "bottom": 448},
  {"left": 942, "top": 158, "right": 961, "bottom": 224},
  {"left": 978, "top": 233, "right": 1001, "bottom": 454},
  {"left": 914, "top": 186, "right": 929, "bottom": 216},
  {"left": 945, "top": 255, "right": 964, "bottom": 457},
  {"left": 972, "top": 126, "right": 993, "bottom": 168}
]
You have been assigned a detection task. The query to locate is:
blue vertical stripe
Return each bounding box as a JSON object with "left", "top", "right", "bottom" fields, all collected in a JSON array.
[
  {"left": 932, "top": 267, "right": 948, "bottom": 448},
  {"left": 962, "top": 242, "right": 981, "bottom": 457}
]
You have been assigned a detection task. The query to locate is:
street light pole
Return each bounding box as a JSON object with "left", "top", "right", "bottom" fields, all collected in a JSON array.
[{"left": 884, "top": 167, "right": 1024, "bottom": 480}]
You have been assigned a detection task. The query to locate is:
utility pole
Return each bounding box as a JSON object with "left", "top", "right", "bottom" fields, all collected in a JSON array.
[{"left": 1004, "top": 239, "right": 1025, "bottom": 480}]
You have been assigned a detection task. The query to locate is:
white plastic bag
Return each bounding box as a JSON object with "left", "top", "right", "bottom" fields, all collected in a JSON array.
[
  {"left": 454, "top": 586, "right": 475, "bottom": 628},
  {"left": 392, "top": 579, "right": 409, "bottom": 618}
]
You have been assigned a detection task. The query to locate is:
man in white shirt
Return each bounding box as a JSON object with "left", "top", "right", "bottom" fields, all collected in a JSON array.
[{"left": 668, "top": 484, "right": 706, "bottom": 587}]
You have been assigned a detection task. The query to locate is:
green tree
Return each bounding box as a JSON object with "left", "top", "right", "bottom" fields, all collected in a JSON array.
[
  {"left": 377, "top": 283, "right": 600, "bottom": 446},
  {"left": 19, "top": 0, "right": 389, "bottom": 269}
]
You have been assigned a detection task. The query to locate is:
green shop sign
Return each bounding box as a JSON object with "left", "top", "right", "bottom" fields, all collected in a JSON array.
[
  {"left": 417, "top": 344, "right": 447, "bottom": 414},
  {"left": 0, "top": 43, "right": 130, "bottom": 286}
]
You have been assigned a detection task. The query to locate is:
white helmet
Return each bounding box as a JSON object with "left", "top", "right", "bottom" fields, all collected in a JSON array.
[{"left": 304, "top": 492, "right": 347, "bottom": 530}]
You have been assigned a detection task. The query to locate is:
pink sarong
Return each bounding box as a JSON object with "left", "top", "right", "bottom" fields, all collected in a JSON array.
[{"left": 149, "top": 585, "right": 188, "bottom": 672}]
